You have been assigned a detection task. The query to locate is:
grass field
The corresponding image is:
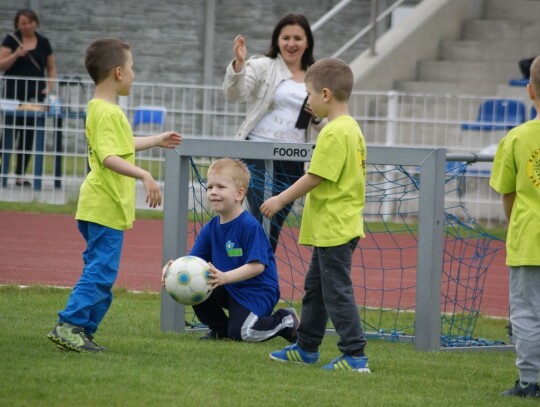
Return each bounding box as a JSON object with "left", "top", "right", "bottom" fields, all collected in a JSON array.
[{"left": 0, "top": 285, "right": 528, "bottom": 407}]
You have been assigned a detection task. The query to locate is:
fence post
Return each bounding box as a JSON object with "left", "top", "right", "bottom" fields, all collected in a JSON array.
[
  {"left": 161, "top": 149, "right": 189, "bottom": 332},
  {"left": 415, "top": 148, "right": 446, "bottom": 351}
]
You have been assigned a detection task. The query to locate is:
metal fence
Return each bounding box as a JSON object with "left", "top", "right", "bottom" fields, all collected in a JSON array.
[{"left": 1, "top": 76, "right": 531, "bottom": 225}]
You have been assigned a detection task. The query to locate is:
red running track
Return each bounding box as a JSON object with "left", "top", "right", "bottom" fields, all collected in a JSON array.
[{"left": 0, "top": 211, "right": 509, "bottom": 317}]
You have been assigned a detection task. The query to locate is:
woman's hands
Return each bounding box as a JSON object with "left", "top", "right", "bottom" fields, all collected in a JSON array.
[{"left": 233, "top": 34, "right": 247, "bottom": 73}]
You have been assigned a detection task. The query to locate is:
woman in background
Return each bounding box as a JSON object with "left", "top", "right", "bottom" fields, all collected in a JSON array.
[
  {"left": 0, "top": 8, "right": 56, "bottom": 186},
  {"left": 223, "top": 13, "right": 322, "bottom": 253}
]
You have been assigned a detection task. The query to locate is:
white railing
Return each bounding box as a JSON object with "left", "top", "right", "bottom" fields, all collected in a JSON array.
[{"left": 1, "top": 76, "right": 529, "bottom": 225}]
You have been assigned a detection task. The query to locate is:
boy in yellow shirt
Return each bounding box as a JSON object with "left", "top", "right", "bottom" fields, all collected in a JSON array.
[
  {"left": 47, "top": 38, "right": 181, "bottom": 352},
  {"left": 261, "top": 58, "right": 369, "bottom": 372},
  {"left": 490, "top": 55, "right": 540, "bottom": 398}
]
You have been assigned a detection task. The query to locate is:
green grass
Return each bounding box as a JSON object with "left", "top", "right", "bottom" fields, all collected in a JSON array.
[
  {"left": 0, "top": 285, "right": 527, "bottom": 407},
  {"left": 0, "top": 200, "right": 164, "bottom": 220}
]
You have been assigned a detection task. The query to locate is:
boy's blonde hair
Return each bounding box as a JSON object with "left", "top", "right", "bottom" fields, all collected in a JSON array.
[
  {"left": 305, "top": 57, "right": 353, "bottom": 102},
  {"left": 85, "top": 38, "right": 131, "bottom": 85},
  {"left": 207, "top": 158, "right": 250, "bottom": 192},
  {"left": 530, "top": 55, "right": 540, "bottom": 98}
]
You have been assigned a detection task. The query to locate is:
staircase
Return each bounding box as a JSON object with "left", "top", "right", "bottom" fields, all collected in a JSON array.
[{"left": 395, "top": 0, "right": 540, "bottom": 96}]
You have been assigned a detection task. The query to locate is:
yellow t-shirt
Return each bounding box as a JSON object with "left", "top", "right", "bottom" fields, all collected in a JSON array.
[
  {"left": 76, "top": 99, "right": 136, "bottom": 230},
  {"left": 299, "top": 115, "right": 367, "bottom": 247},
  {"left": 489, "top": 120, "right": 540, "bottom": 266}
]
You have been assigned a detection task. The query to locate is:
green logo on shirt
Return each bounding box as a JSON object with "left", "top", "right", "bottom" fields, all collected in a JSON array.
[{"left": 226, "top": 240, "right": 243, "bottom": 257}]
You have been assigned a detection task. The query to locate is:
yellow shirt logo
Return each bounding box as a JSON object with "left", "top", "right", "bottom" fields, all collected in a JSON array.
[{"left": 527, "top": 148, "right": 540, "bottom": 188}]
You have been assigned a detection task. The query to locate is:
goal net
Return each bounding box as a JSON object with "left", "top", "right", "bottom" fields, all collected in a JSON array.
[{"left": 161, "top": 140, "right": 506, "bottom": 350}]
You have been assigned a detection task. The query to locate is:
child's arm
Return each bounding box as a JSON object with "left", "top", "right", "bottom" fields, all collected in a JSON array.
[
  {"left": 134, "top": 131, "right": 182, "bottom": 152},
  {"left": 207, "top": 261, "right": 264, "bottom": 288},
  {"left": 104, "top": 155, "right": 162, "bottom": 208},
  {"left": 260, "top": 172, "right": 323, "bottom": 218},
  {"left": 502, "top": 192, "right": 516, "bottom": 222}
]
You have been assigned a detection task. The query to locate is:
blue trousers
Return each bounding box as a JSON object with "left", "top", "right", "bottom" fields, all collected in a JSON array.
[
  {"left": 58, "top": 220, "right": 124, "bottom": 336},
  {"left": 245, "top": 159, "right": 304, "bottom": 253}
]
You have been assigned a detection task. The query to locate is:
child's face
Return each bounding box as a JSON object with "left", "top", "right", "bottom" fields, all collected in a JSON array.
[
  {"left": 206, "top": 171, "right": 245, "bottom": 215},
  {"left": 117, "top": 50, "right": 135, "bottom": 96},
  {"left": 306, "top": 81, "right": 327, "bottom": 119}
]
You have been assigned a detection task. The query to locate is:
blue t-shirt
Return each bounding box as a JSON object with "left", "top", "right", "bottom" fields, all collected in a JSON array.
[{"left": 189, "top": 210, "right": 280, "bottom": 316}]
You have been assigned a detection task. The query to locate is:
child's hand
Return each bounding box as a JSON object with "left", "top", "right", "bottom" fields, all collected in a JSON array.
[
  {"left": 260, "top": 196, "right": 283, "bottom": 219},
  {"left": 142, "top": 172, "right": 162, "bottom": 208},
  {"left": 303, "top": 104, "right": 321, "bottom": 124},
  {"left": 207, "top": 262, "right": 227, "bottom": 289},
  {"left": 161, "top": 260, "right": 173, "bottom": 287},
  {"left": 156, "top": 131, "right": 182, "bottom": 149}
]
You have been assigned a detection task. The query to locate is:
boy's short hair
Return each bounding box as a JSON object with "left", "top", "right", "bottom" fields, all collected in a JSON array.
[
  {"left": 530, "top": 55, "right": 540, "bottom": 97},
  {"left": 305, "top": 57, "right": 353, "bottom": 102},
  {"left": 85, "top": 38, "right": 131, "bottom": 85},
  {"left": 207, "top": 158, "right": 250, "bottom": 192}
]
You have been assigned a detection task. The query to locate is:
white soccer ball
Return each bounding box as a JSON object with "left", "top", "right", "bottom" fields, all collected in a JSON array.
[{"left": 164, "top": 256, "right": 212, "bottom": 306}]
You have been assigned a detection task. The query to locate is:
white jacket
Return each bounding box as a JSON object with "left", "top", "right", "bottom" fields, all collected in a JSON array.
[{"left": 223, "top": 54, "right": 321, "bottom": 141}]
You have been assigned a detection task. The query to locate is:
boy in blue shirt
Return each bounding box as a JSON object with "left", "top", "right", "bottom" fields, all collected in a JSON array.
[
  {"left": 47, "top": 38, "right": 181, "bottom": 352},
  {"left": 261, "top": 58, "right": 369, "bottom": 372},
  {"left": 163, "top": 158, "right": 298, "bottom": 342}
]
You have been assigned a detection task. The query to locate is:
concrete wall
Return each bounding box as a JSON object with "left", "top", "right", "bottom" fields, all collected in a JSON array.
[
  {"left": 1, "top": 0, "right": 392, "bottom": 86},
  {"left": 351, "top": 0, "right": 485, "bottom": 91}
]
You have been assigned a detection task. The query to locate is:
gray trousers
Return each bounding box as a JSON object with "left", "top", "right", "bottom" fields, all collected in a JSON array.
[
  {"left": 297, "top": 237, "right": 367, "bottom": 356},
  {"left": 509, "top": 266, "right": 540, "bottom": 383}
]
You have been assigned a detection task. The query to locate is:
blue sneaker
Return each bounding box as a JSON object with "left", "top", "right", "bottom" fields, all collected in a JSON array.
[
  {"left": 269, "top": 343, "right": 320, "bottom": 364},
  {"left": 322, "top": 354, "right": 371, "bottom": 373}
]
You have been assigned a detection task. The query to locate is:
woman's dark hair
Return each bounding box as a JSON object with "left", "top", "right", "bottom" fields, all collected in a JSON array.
[
  {"left": 14, "top": 9, "right": 40, "bottom": 29},
  {"left": 265, "top": 13, "right": 315, "bottom": 71}
]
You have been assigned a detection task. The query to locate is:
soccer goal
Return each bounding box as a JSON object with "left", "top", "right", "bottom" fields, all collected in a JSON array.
[{"left": 160, "top": 138, "right": 507, "bottom": 351}]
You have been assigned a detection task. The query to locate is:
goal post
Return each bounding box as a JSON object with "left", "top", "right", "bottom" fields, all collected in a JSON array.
[{"left": 161, "top": 138, "right": 446, "bottom": 351}]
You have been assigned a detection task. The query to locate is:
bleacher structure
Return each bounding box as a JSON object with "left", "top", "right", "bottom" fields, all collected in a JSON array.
[{"left": 460, "top": 99, "right": 526, "bottom": 131}]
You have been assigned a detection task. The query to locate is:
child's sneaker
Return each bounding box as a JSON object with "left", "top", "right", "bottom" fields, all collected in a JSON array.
[
  {"left": 322, "top": 354, "right": 371, "bottom": 373},
  {"left": 501, "top": 380, "right": 540, "bottom": 398},
  {"left": 88, "top": 334, "right": 108, "bottom": 351},
  {"left": 199, "top": 330, "right": 227, "bottom": 340},
  {"left": 269, "top": 343, "right": 319, "bottom": 364},
  {"left": 283, "top": 307, "right": 299, "bottom": 343},
  {"left": 47, "top": 323, "right": 101, "bottom": 353}
]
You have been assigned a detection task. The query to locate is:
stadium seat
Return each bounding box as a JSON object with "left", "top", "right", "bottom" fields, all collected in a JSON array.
[
  {"left": 531, "top": 105, "right": 537, "bottom": 120},
  {"left": 460, "top": 99, "right": 526, "bottom": 131},
  {"left": 508, "top": 78, "right": 529, "bottom": 87},
  {"left": 133, "top": 106, "right": 167, "bottom": 130}
]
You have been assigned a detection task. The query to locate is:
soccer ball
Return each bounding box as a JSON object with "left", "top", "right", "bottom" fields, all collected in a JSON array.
[{"left": 164, "top": 256, "right": 212, "bottom": 306}]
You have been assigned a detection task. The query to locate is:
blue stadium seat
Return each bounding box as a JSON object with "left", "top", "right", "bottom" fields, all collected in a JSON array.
[
  {"left": 460, "top": 99, "right": 526, "bottom": 131},
  {"left": 508, "top": 78, "right": 529, "bottom": 87},
  {"left": 133, "top": 106, "right": 167, "bottom": 129},
  {"left": 531, "top": 105, "right": 537, "bottom": 120}
]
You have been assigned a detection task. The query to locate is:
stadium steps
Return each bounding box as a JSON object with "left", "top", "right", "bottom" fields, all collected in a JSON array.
[{"left": 394, "top": 0, "right": 540, "bottom": 97}]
